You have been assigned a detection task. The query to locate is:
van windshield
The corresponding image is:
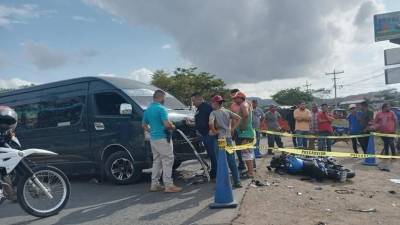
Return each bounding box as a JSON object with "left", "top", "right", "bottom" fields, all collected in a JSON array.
[{"left": 123, "top": 89, "right": 187, "bottom": 110}]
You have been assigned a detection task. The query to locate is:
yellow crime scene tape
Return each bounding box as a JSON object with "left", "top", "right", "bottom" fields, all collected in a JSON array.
[
  {"left": 260, "top": 130, "right": 370, "bottom": 139},
  {"left": 215, "top": 129, "right": 400, "bottom": 158},
  {"left": 217, "top": 138, "right": 256, "bottom": 154},
  {"left": 371, "top": 132, "right": 400, "bottom": 138},
  {"left": 260, "top": 130, "right": 400, "bottom": 139},
  {"left": 271, "top": 147, "right": 400, "bottom": 159}
]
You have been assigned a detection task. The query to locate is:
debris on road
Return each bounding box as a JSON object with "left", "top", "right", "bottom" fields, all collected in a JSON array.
[
  {"left": 250, "top": 179, "right": 269, "bottom": 187},
  {"left": 89, "top": 178, "right": 101, "bottom": 184},
  {"left": 347, "top": 208, "right": 377, "bottom": 213},
  {"left": 334, "top": 189, "right": 354, "bottom": 194},
  {"left": 389, "top": 178, "right": 400, "bottom": 184}
]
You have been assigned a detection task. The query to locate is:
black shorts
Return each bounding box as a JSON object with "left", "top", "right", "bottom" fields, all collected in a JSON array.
[{"left": 237, "top": 137, "right": 254, "bottom": 144}]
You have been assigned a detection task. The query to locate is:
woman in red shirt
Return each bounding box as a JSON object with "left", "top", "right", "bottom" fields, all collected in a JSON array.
[
  {"left": 317, "top": 103, "right": 334, "bottom": 151},
  {"left": 374, "top": 103, "right": 398, "bottom": 155}
]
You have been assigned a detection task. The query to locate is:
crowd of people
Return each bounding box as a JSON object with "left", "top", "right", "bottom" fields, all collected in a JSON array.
[
  {"left": 142, "top": 89, "right": 399, "bottom": 193},
  {"left": 285, "top": 101, "right": 398, "bottom": 156}
]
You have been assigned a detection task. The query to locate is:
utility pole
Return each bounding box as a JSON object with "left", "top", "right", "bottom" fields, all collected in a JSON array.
[
  {"left": 325, "top": 69, "right": 344, "bottom": 106},
  {"left": 304, "top": 81, "right": 312, "bottom": 93}
]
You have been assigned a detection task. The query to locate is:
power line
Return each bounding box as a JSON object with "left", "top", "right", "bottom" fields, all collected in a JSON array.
[
  {"left": 342, "top": 73, "right": 383, "bottom": 86},
  {"left": 304, "top": 80, "right": 312, "bottom": 92},
  {"left": 325, "top": 69, "right": 344, "bottom": 106}
]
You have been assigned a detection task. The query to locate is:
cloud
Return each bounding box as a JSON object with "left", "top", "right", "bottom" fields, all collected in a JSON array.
[
  {"left": 21, "top": 41, "right": 69, "bottom": 70},
  {"left": 162, "top": 44, "right": 171, "bottom": 49},
  {"left": 96, "top": 73, "right": 116, "bottom": 77},
  {"left": 95, "top": 68, "right": 153, "bottom": 83},
  {"left": 128, "top": 68, "right": 153, "bottom": 83},
  {"left": 84, "top": 0, "right": 386, "bottom": 85},
  {"left": 111, "top": 17, "right": 123, "bottom": 24},
  {"left": 72, "top": 15, "right": 95, "bottom": 23},
  {"left": 0, "top": 4, "right": 55, "bottom": 27},
  {"left": 21, "top": 41, "right": 100, "bottom": 70},
  {"left": 0, "top": 78, "right": 33, "bottom": 89},
  {"left": 353, "top": 0, "right": 382, "bottom": 42}
]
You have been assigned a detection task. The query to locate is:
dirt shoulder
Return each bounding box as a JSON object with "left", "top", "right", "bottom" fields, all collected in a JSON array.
[{"left": 233, "top": 156, "right": 400, "bottom": 225}]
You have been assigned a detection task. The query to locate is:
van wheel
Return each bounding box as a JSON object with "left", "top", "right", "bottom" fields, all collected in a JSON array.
[{"left": 105, "top": 151, "right": 142, "bottom": 185}]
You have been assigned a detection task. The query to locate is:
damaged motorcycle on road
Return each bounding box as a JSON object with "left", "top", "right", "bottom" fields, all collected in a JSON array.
[{"left": 269, "top": 153, "right": 355, "bottom": 182}]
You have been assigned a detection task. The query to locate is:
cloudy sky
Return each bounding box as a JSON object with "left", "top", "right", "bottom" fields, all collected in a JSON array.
[{"left": 1, "top": 0, "right": 400, "bottom": 99}]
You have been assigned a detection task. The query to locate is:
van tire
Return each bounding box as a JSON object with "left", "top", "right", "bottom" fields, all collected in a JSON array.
[{"left": 104, "top": 151, "right": 142, "bottom": 185}]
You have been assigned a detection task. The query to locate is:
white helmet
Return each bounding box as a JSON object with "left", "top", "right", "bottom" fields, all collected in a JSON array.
[{"left": 0, "top": 105, "right": 18, "bottom": 134}]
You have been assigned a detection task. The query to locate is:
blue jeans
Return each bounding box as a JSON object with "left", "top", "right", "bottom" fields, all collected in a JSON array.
[
  {"left": 218, "top": 138, "right": 240, "bottom": 184},
  {"left": 203, "top": 135, "right": 218, "bottom": 178},
  {"left": 295, "top": 130, "right": 309, "bottom": 149},
  {"left": 254, "top": 131, "right": 262, "bottom": 156},
  {"left": 318, "top": 131, "right": 332, "bottom": 151}
]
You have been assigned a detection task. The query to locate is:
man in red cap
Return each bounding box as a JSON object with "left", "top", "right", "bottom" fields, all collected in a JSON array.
[
  {"left": 230, "top": 89, "right": 245, "bottom": 170},
  {"left": 232, "top": 91, "right": 256, "bottom": 178},
  {"left": 208, "top": 95, "right": 242, "bottom": 188}
]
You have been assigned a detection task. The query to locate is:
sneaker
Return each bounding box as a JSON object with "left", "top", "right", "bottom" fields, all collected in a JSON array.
[
  {"left": 150, "top": 184, "right": 164, "bottom": 192},
  {"left": 233, "top": 182, "right": 243, "bottom": 188},
  {"left": 164, "top": 185, "right": 182, "bottom": 193}
]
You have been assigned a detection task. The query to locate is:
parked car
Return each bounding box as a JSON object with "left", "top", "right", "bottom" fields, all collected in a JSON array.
[{"left": 0, "top": 76, "right": 203, "bottom": 184}]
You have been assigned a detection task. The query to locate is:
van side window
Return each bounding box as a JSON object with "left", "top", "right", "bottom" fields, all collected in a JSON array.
[
  {"left": 14, "top": 104, "right": 40, "bottom": 129},
  {"left": 14, "top": 96, "right": 85, "bottom": 129},
  {"left": 39, "top": 96, "right": 85, "bottom": 128},
  {"left": 95, "top": 92, "right": 127, "bottom": 116}
]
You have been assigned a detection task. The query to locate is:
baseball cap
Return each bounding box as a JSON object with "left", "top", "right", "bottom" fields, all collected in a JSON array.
[
  {"left": 232, "top": 91, "right": 246, "bottom": 99},
  {"left": 211, "top": 95, "right": 225, "bottom": 102},
  {"left": 349, "top": 104, "right": 357, "bottom": 109}
]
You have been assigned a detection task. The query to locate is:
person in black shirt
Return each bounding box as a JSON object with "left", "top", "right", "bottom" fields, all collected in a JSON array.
[
  {"left": 287, "top": 105, "right": 298, "bottom": 147},
  {"left": 191, "top": 93, "right": 218, "bottom": 179}
]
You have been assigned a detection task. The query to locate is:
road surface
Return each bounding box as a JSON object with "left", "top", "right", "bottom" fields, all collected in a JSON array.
[{"left": 0, "top": 161, "right": 248, "bottom": 225}]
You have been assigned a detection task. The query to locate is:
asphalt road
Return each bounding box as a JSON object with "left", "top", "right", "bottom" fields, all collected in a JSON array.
[{"left": 0, "top": 161, "right": 247, "bottom": 225}]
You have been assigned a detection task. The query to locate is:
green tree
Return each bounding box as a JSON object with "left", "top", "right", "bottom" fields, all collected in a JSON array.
[
  {"left": 271, "top": 87, "right": 313, "bottom": 106},
  {"left": 151, "top": 67, "right": 229, "bottom": 105}
]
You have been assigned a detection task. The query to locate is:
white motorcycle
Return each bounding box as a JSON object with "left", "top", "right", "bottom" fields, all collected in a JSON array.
[{"left": 0, "top": 106, "right": 70, "bottom": 217}]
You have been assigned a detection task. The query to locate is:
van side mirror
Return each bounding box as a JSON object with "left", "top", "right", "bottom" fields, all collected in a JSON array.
[{"left": 120, "top": 103, "right": 133, "bottom": 115}]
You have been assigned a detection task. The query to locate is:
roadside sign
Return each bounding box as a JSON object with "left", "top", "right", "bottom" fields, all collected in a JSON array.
[
  {"left": 385, "top": 67, "right": 400, "bottom": 84},
  {"left": 384, "top": 47, "right": 400, "bottom": 65},
  {"left": 374, "top": 11, "right": 400, "bottom": 42}
]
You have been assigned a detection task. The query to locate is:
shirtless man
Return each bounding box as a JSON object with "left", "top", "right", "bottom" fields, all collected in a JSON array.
[{"left": 232, "top": 91, "right": 255, "bottom": 178}]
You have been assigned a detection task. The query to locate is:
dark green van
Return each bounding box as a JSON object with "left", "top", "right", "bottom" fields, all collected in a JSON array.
[{"left": 0, "top": 77, "right": 203, "bottom": 184}]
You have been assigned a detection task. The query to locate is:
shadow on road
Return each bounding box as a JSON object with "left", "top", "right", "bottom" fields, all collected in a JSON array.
[{"left": 1, "top": 173, "right": 219, "bottom": 225}]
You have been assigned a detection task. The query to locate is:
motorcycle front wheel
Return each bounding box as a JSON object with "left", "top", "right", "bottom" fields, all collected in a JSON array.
[
  {"left": 0, "top": 188, "right": 5, "bottom": 205},
  {"left": 17, "top": 166, "right": 70, "bottom": 217}
]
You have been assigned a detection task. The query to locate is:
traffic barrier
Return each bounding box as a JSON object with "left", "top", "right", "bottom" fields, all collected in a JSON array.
[
  {"left": 209, "top": 145, "right": 237, "bottom": 209},
  {"left": 363, "top": 136, "right": 378, "bottom": 166}
]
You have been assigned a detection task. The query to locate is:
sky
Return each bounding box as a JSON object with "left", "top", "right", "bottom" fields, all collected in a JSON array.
[{"left": 1, "top": 0, "right": 400, "bottom": 99}]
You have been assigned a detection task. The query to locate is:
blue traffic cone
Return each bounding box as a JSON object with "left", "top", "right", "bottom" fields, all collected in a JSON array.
[
  {"left": 363, "top": 136, "right": 377, "bottom": 166},
  {"left": 209, "top": 149, "right": 237, "bottom": 209},
  {"left": 254, "top": 148, "right": 262, "bottom": 158}
]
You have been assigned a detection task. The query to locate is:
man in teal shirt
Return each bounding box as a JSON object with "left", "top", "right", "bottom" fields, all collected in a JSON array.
[{"left": 143, "top": 90, "right": 182, "bottom": 193}]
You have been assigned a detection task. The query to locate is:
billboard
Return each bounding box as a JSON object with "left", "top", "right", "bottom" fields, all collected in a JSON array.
[
  {"left": 384, "top": 47, "right": 400, "bottom": 65},
  {"left": 374, "top": 11, "right": 400, "bottom": 42},
  {"left": 385, "top": 67, "right": 400, "bottom": 84}
]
